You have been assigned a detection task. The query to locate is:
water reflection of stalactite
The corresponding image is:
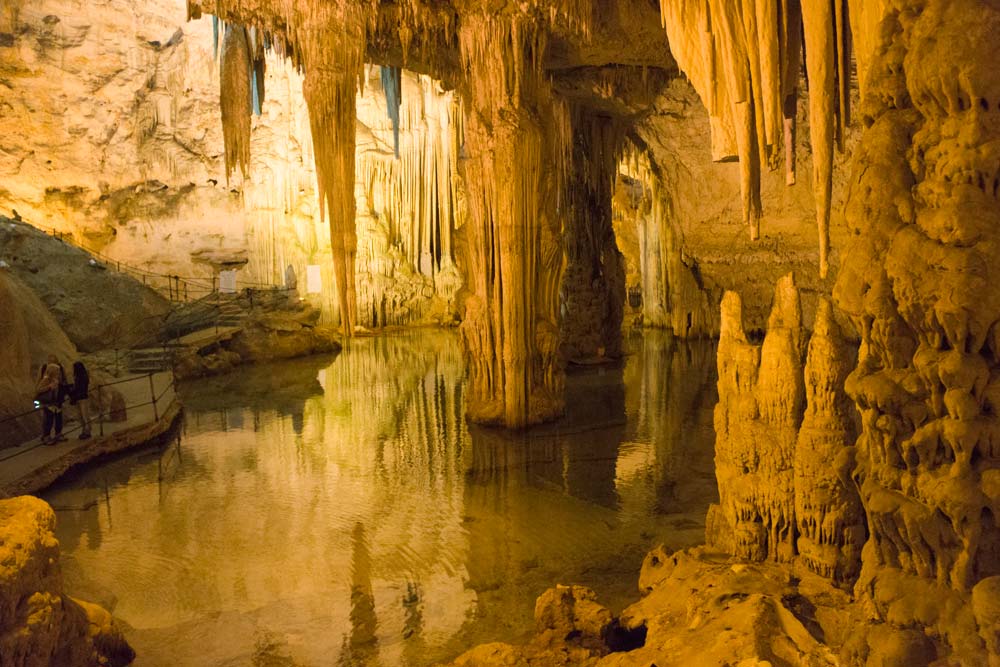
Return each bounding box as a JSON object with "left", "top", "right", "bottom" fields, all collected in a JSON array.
[
  {"left": 339, "top": 522, "right": 379, "bottom": 667},
  {"left": 401, "top": 581, "right": 425, "bottom": 666}
]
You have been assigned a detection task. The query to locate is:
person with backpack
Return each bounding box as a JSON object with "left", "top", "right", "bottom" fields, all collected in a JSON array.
[
  {"left": 69, "top": 360, "right": 92, "bottom": 440},
  {"left": 35, "top": 355, "right": 67, "bottom": 444}
]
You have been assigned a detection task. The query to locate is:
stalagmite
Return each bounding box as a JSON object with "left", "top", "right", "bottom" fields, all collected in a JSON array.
[
  {"left": 220, "top": 23, "right": 252, "bottom": 182},
  {"left": 712, "top": 274, "right": 805, "bottom": 562},
  {"left": 794, "top": 297, "right": 864, "bottom": 585}
]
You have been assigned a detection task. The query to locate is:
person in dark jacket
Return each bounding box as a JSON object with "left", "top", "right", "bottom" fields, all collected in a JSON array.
[
  {"left": 69, "top": 360, "right": 91, "bottom": 440},
  {"left": 35, "top": 356, "right": 67, "bottom": 444}
]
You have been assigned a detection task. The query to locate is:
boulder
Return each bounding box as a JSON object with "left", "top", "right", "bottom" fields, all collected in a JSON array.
[{"left": 0, "top": 496, "right": 134, "bottom": 667}]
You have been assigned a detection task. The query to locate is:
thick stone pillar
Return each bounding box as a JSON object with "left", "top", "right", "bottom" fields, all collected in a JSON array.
[
  {"left": 560, "top": 114, "right": 626, "bottom": 362},
  {"left": 457, "top": 15, "right": 568, "bottom": 428}
]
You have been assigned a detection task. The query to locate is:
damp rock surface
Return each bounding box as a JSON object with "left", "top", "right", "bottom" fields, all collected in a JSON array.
[{"left": 0, "top": 495, "right": 134, "bottom": 667}]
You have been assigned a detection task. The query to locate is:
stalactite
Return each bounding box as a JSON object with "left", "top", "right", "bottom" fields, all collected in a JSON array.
[
  {"left": 304, "top": 67, "right": 359, "bottom": 335},
  {"left": 380, "top": 65, "right": 403, "bottom": 158},
  {"left": 781, "top": 0, "right": 803, "bottom": 186},
  {"left": 212, "top": 14, "right": 219, "bottom": 57},
  {"left": 801, "top": 0, "right": 834, "bottom": 279},
  {"left": 220, "top": 23, "right": 252, "bottom": 183},
  {"left": 353, "top": 69, "right": 462, "bottom": 328},
  {"left": 658, "top": 0, "right": 801, "bottom": 241}
]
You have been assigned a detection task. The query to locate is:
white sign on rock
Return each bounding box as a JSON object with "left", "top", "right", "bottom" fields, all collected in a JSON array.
[
  {"left": 219, "top": 270, "right": 238, "bottom": 294},
  {"left": 306, "top": 265, "right": 323, "bottom": 295}
]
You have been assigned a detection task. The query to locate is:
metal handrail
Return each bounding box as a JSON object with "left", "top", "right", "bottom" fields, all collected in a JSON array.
[{"left": 0, "top": 371, "right": 178, "bottom": 457}]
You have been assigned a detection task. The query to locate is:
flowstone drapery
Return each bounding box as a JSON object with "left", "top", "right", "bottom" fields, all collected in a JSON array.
[{"left": 457, "top": 14, "right": 571, "bottom": 427}]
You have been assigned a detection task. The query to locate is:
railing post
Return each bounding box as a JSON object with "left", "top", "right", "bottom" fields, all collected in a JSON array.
[
  {"left": 149, "top": 372, "right": 158, "bottom": 421},
  {"left": 98, "top": 395, "right": 105, "bottom": 436}
]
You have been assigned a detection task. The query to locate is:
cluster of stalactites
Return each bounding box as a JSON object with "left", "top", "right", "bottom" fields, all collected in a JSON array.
[
  {"left": 380, "top": 66, "right": 403, "bottom": 158},
  {"left": 356, "top": 72, "right": 462, "bottom": 280},
  {"left": 659, "top": 0, "right": 851, "bottom": 278},
  {"left": 215, "top": 13, "right": 270, "bottom": 182}
]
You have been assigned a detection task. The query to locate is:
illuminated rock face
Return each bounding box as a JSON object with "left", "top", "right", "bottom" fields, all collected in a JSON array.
[
  {"left": 0, "top": 0, "right": 463, "bottom": 330},
  {"left": 831, "top": 0, "right": 1000, "bottom": 658},
  {"left": 0, "top": 496, "right": 134, "bottom": 667}
]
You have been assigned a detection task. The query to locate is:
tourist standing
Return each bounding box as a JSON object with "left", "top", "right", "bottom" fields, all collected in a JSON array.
[
  {"left": 69, "top": 360, "right": 92, "bottom": 440},
  {"left": 35, "top": 356, "right": 67, "bottom": 444}
]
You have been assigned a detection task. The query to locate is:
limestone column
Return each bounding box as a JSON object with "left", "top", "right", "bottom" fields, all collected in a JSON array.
[
  {"left": 457, "top": 15, "right": 567, "bottom": 428},
  {"left": 560, "top": 113, "right": 626, "bottom": 362}
]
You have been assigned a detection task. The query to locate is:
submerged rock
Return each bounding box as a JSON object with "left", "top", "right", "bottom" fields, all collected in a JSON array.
[{"left": 0, "top": 496, "right": 134, "bottom": 667}]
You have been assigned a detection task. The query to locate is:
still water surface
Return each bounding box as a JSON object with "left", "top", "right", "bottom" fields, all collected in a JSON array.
[{"left": 44, "top": 330, "right": 718, "bottom": 666}]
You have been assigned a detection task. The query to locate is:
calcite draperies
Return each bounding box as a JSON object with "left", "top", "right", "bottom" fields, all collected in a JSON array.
[{"left": 458, "top": 14, "right": 571, "bottom": 427}]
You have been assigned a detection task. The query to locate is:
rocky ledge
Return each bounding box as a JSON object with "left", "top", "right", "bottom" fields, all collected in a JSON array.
[
  {"left": 0, "top": 496, "right": 134, "bottom": 667},
  {"left": 444, "top": 544, "right": 1000, "bottom": 667}
]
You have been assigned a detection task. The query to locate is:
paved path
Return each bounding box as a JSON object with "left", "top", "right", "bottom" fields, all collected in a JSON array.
[{"left": 0, "top": 371, "right": 180, "bottom": 497}]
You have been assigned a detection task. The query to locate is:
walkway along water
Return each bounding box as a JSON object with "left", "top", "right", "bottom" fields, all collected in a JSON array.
[{"left": 0, "top": 371, "right": 182, "bottom": 498}]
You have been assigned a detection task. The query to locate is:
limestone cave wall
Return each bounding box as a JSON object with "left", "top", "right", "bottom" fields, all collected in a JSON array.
[{"left": 0, "top": 0, "right": 464, "bottom": 327}]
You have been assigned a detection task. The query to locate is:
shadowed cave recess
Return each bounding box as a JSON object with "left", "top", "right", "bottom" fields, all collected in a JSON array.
[{"left": 0, "top": 0, "right": 999, "bottom": 665}]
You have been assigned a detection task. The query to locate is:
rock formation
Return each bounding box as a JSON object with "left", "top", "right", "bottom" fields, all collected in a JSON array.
[
  {"left": 614, "top": 149, "right": 717, "bottom": 338},
  {"left": 0, "top": 496, "right": 134, "bottom": 667},
  {"left": 794, "top": 298, "right": 865, "bottom": 585},
  {"left": 455, "top": 13, "right": 570, "bottom": 427},
  {"left": 560, "top": 114, "right": 627, "bottom": 362},
  {"left": 712, "top": 273, "right": 805, "bottom": 563},
  {"left": 829, "top": 0, "right": 1000, "bottom": 660},
  {"left": 658, "top": 0, "right": 849, "bottom": 278},
  {"left": 0, "top": 221, "right": 170, "bottom": 352}
]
